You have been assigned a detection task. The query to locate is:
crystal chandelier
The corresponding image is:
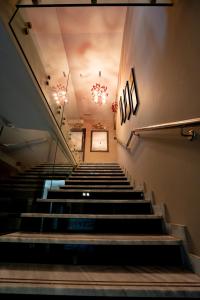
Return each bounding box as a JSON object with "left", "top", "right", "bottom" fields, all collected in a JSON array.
[
  {"left": 91, "top": 83, "right": 108, "bottom": 105},
  {"left": 52, "top": 83, "right": 68, "bottom": 105}
]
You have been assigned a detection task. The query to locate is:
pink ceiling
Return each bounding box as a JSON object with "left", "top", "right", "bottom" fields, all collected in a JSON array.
[{"left": 24, "top": 7, "right": 126, "bottom": 124}]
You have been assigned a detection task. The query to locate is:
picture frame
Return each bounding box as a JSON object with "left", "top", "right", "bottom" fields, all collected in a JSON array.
[
  {"left": 122, "top": 88, "right": 127, "bottom": 123},
  {"left": 119, "top": 96, "right": 125, "bottom": 125},
  {"left": 129, "top": 67, "right": 139, "bottom": 115},
  {"left": 90, "top": 130, "right": 109, "bottom": 152},
  {"left": 70, "top": 129, "right": 84, "bottom": 152},
  {"left": 124, "top": 80, "right": 132, "bottom": 120}
]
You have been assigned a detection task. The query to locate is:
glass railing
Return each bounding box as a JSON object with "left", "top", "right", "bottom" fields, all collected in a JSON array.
[{"left": 9, "top": 6, "right": 83, "bottom": 165}]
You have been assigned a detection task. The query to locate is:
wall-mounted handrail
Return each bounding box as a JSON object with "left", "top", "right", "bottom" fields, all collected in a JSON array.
[{"left": 117, "top": 117, "right": 200, "bottom": 149}]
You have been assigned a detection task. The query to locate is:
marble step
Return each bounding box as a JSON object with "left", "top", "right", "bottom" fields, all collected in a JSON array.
[
  {"left": 37, "top": 199, "right": 150, "bottom": 203},
  {"left": 0, "top": 233, "right": 183, "bottom": 266},
  {"left": 73, "top": 170, "right": 124, "bottom": 173},
  {"left": 79, "top": 163, "right": 119, "bottom": 165},
  {"left": 21, "top": 213, "right": 161, "bottom": 219},
  {"left": 35, "top": 199, "right": 152, "bottom": 214},
  {"left": 70, "top": 172, "right": 125, "bottom": 176},
  {"left": 0, "top": 264, "right": 199, "bottom": 297},
  {"left": 76, "top": 167, "right": 122, "bottom": 170},
  {"left": 65, "top": 180, "right": 130, "bottom": 185},
  {"left": 60, "top": 185, "right": 133, "bottom": 190},
  {"left": 20, "top": 214, "right": 164, "bottom": 234},
  {"left": 0, "top": 232, "right": 181, "bottom": 246},
  {"left": 47, "top": 189, "right": 144, "bottom": 200},
  {"left": 68, "top": 176, "right": 127, "bottom": 180}
]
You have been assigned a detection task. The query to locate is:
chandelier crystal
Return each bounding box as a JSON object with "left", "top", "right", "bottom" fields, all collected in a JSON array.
[
  {"left": 91, "top": 83, "right": 108, "bottom": 105},
  {"left": 52, "top": 83, "right": 68, "bottom": 105}
]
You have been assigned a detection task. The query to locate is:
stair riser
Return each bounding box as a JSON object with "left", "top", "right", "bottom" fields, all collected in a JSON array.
[
  {"left": 36, "top": 202, "right": 152, "bottom": 214},
  {"left": 0, "top": 244, "right": 183, "bottom": 266},
  {"left": 20, "top": 218, "right": 164, "bottom": 234},
  {"left": 47, "top": 190, "right": 144, "bottom": 200}
]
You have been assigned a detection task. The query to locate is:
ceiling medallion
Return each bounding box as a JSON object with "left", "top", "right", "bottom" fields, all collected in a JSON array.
[{"left": 91, "top": 83, "right": 108, "bottom": 105}]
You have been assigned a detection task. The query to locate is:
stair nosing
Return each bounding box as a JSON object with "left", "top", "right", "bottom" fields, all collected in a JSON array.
[
  {"left": 20, "top": 213, "right": 162, "bottom": 219},
  {"left": 0, "top": 232, "right": 181, "bottom": 245}
]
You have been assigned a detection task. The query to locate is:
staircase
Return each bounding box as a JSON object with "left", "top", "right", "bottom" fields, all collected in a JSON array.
[
  {"left": 0, "top": 163, "right": 200, "bottom": 297},
  {"left": 0, "top": 163, "right": 74, "bottom": 233}
]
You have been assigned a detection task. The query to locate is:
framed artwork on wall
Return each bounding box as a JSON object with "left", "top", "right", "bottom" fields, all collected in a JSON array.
[
  {"left": 90, "top": 130, "right": 109, "bottom": 152},
  {"left": 129, "top": 67, "right": 139, "bottom": 115},
  {"left": 70, "top": 130, "right": 84, "bottom": 152},
  {"left": 122, "top": 88, "right": 127, "bottom": 123},
  {"left": 124, "top": 80, "right": 132, "bottom": 120},
  {"left": 119, "top": 96, "right": 125, "bottom": 125}
]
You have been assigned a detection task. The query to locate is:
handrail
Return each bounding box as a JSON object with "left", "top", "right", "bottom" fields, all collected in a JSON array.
[{"left": 118, "top": 117, "right": 200, "bottom": 149}]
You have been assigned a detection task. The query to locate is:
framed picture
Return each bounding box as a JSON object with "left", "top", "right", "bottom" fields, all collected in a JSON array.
[
  {"left": 70, "top": 129, "right": 85, "bottom": 152},
  {"left": 122, "top": 88, "right": 127, "bottom": 123},
  {"left": 119, "top": 96, "right": 125, "bottom": 125},
  {"left": 90, "top": 130, "right": 109, "bottom": 152},
  {"left": 124, "top": 81, "right": 132, "bottom": 120},
  {"left": 129, "top": 67, "right": 139, "bottom": 115}
]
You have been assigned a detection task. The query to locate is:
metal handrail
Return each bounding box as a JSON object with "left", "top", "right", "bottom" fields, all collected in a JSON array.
[{"left": 117, "top": 117, "right": 200, "bottom": 149}]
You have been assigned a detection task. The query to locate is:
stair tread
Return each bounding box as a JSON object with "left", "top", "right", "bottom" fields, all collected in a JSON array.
[
  {"left": 0, "top": 232, "right": 181, "bottom": 245},
  {"left": 0, "top": 264, "right": 199, "bottom": 297},
  {"left": 66, "top": 180, "right": 129, "bottom": 183},
  {"left": 21, "top": 213, "right": 161, "bottom": 219},
  {"left": 69, "top": 176, "right": 127, "bottom": 179},
  {"left": 37, "top": 199, "right": 150, "bottom": 203},
  {"left": 61, "top": 185, "right": 133, "bottom": 189}
]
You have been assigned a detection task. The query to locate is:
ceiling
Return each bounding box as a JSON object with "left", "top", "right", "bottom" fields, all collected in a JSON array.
[{"left": 23, "top": 6, "right": 127, "bottom": 125}]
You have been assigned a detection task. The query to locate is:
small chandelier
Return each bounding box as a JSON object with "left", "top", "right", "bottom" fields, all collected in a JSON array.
[
  {"left": 91, "top": 83, "right": 108, "bottom": 105},
  {"left": 51, "top": 83, "right": 68, "bottom": 105}
]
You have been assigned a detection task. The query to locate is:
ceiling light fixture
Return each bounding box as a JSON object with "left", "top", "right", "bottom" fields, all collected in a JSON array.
[
  {"left": 91, "top": 83, "right": 108, "bottom": 105},
  {"left": 51, "top": 83, "right": 68, "bottom": 105}
]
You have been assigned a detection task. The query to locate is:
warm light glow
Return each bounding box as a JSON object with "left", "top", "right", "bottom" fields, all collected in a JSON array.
[
  {"left": 91, "top": 83, "right": 108, "bottom": 105},
  {"left": 51, "top": 83, "right": 68, "bottom": 104}
]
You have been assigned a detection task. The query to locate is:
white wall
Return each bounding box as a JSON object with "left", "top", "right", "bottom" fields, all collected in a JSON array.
[{"left": 117, "top": 0, "right": 200, "bottom": 256}]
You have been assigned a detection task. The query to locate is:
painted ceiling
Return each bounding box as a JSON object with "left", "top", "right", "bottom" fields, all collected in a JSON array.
[{"left": 24, "top": 6, "right": 127, "bottom": 125}]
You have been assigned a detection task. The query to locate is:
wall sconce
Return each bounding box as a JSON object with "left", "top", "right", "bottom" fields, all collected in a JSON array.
[
  {"left": 24, "top": 22, "right": 32, "bottom": 35},
  {"left": 45, "top": 75, "right": 51, "bottom": 86}
]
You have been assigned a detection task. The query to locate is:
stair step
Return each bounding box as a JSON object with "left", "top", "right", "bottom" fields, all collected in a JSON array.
[
  {"left": 0, "top": 264, "right": 199, "bottom": 297},
  {"left": 73, "top": 170, "right": 124, "bottom": 173},
  {"left": 65, "top": 180, "right": 130, "bottom": 185},
  {"left": 76, "top": 167, "right": 122, "bottom": 171},
  {"left": 68, "top": 176, "right": 127, "bottom": 180},
  {"left": 37, "top": 199, "right": 150, "bottom": 203},
  {"left": 60, "top": 185, "right": 133, "bottom": 190},
  {"left": 71, "top": 172, "right": 125, "bottom": 176},
  {"left": 35, "top": 199, "right": 152, "bottom": 214},
  {"left": 0, "top": 232, "right": 181, "bottom": 245},
  {"left": 21, "top": 213, "right": 161, "bottom": 219},
  {"left": 47, "top": 189, "right": 144, "bottom": 200},
  {"left": 0, "top": 233, "right": 182, "bottom": 266},
  {"left": 20, "top": 213, "right": 164, "bottom": 234}
]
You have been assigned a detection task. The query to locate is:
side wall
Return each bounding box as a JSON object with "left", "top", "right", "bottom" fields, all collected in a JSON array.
[{"left": 117, "top": 0, "right": 200, "bottom": 256}]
